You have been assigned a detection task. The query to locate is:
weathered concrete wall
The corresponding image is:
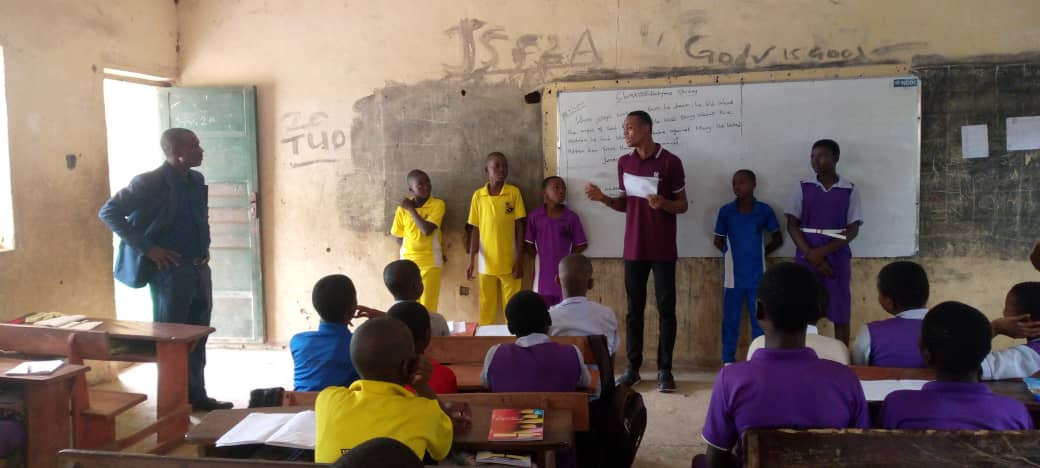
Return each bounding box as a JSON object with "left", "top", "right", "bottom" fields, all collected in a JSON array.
[
  {"left": 175, "top": 0, "right": 1040, "bottom": 366},
  {"left": 0, "top": 0, "right": 178, "bottom": 321}
]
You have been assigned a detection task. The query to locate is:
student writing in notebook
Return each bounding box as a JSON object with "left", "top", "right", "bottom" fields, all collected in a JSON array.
[
  {"left": 697, "top": 263, "right": 868, "bottom": 468},
  {"left": 315, "top": 317, "right": 469, "bottom": 463},
  {"left": 851, "top": 261, "right": 930, "bottom": 368},
  {"left": 383, "top": 259, "right": 450, "bottom": 337},
  {"left": 879, "top": 301, "right": 1032, "bottom": 430},
  {"left": 386, "top": 301, "right": 458, "bottom": 394}
]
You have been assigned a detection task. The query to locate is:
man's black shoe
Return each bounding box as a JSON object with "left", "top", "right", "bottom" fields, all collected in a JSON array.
[
  {"left": 657, "top": 370, "right": 676, "bottom": 393},
  {"left": 192, "top": 397, "right": 234, "bottom": 411},
  {"left": 618, "top": 368, "right": 642, "bottom": 387}
]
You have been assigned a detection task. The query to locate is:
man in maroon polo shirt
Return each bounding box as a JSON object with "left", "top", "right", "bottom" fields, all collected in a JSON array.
[{"left": 585, "top": 110, "right": 688, "bottom": 392}]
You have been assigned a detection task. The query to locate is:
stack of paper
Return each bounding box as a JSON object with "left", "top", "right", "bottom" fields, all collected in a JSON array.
[
  {"left": 475, "top": 325, "right": 511, "bottom": 337},
  {"left": 4, "top": 360, "right": 64, "bottom": 376},
  {"left": 215, "top": 411, "right": 316, "bottom": 449},
  {"left": 32, "top": 314, "right": 102, "bottom": 330},
  {"left": 859, "top": 379, "right": 930, "bottom": 401}
]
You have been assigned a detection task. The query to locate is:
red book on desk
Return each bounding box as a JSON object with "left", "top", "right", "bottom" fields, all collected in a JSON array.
[{"left": 488, "top": 408, "right": 544, "bottom": 441}]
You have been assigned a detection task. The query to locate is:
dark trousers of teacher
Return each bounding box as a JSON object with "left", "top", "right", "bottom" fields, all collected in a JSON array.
[
  {"left": 149, "top": 261, "right": 213, "bottom": 404},
  {"left": 624, "top": 260, "right": 677, "bottom": 371}
]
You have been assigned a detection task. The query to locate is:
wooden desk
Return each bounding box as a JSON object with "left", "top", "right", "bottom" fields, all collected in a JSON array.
[
  {"left": 186, "top": 404, "right": 573, "bottom": 465},
  {"left": 0, "top": 357, "right": 89, "bottom": 468},
  {"left": 0, "top": 319, "right": 214, "bottom": 453},
  {"left": 447, "top": 364, "right": 600, "bottom": 394},
  {"left": 851, "top": 366, "right": 936, "bottom": 381}
]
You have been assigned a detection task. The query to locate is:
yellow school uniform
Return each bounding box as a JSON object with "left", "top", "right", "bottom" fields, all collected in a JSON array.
[
  {"left": 391, "top": 197, "right": 446, "bottom": 312},
  {"left": 314, "top": 379, "right": 453, "bottom": 463},
  {"left": 467, "top": 183, "right": 526, "bottom": 324}
]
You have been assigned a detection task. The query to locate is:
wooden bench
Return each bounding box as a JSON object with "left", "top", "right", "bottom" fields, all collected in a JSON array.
[
  {"left": 0, "top": 325, "right": 151, "bottom": 450},
  {"left": 427, "top": 335, "right": 608, "bottom": 394},
  {"left": 58, "top": 449, "right": 322, "bottom": 467},
  {"left": 743, "top": 428, "right": 1040, "bottom": 467}
]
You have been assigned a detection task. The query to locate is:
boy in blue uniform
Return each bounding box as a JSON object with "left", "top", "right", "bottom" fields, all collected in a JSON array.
[{"left": 713, "top": 170, "right": 783, "bottom": 364}]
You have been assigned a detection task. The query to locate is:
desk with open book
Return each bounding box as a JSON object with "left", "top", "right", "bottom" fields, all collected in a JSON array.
[{"left": 0, "top": 357, "right": 89, "bottom": 468}]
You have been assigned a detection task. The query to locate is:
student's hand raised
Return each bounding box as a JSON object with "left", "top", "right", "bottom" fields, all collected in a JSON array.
[
  {"left": 992, "top": 315, "right": 1040, "bottom": 339},
  {"left": 584, "top": 183, "right": 606, "bottom": 202},
  {"left": 441, "top": 401, "right": 473, "bottom": 434}
]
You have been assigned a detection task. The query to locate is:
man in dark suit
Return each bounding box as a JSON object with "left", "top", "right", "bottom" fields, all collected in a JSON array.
[{"left": 99, "top": 128, "right": 232, "bottom": 411}]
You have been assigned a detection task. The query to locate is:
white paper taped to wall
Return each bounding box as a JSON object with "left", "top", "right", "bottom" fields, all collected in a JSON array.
[
  {"left": 961, "top": 124, "right": 989, "bottom": 159},
  {"left": 1007, "top": 116, "right": 1040, "bottom": 151}
]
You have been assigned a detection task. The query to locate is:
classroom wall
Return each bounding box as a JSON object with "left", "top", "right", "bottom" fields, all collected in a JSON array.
[
  {"left": 174, "top": 0, "right": 1040, "bottom": 365},
  {"left": 0, "top": 0, "right": 178, "bottom": 321}
]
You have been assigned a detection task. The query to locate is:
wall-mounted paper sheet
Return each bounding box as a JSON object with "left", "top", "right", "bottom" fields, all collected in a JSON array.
[
  {"left": 961, "top": 124, "right": 988, "bottom": 159},
  {"left": 1008, "top": 116, "right": 1040, "bottom": 151}
]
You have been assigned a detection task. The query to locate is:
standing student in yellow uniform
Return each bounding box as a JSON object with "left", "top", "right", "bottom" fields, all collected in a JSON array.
[
  {"left": 391, "top": 170, "right": 446, "bottom": 313},
  {"left": 467, "top": 152, "right": 527, "bottom": 325}
]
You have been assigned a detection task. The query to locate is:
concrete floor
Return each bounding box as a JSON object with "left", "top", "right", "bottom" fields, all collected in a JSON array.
[{"left": 101, "top": 348, "right": 715, "bottom": 467}]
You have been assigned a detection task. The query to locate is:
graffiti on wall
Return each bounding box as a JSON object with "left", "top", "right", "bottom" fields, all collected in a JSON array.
[{"left": 280, "top": 112, "right": 348, "bottom": 168}]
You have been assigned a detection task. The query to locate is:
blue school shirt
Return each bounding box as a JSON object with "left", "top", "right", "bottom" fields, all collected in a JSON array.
[
  {"left": 713, "top": 200, "right": 780, "bottom": 289},
  {"left": 290, "top": 321, "right": 360, "bottom": 391}
]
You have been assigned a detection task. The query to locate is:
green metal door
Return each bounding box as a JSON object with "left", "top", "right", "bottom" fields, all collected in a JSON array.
[{"left": 159, "top": 87, "right": 263, "bottom": 343}]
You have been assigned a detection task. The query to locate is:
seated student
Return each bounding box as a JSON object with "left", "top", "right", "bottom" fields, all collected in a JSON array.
[
  {"left": 291, "top": 274, "right": 382, "bottom": 392},
  {"left": 746, "top": 286, "right": 849, "bottom": 364},
  {"left": 0, "top": 419, "right": 24, "bottom": 459},
  {"left": 851, "top": 261, "right": 930, "bottom": 367},
  {"left": 481, "top": 290, "right": 591, "bottom": 392},
  {"left": 982, "top": 282, "right": 1040, "bottom": 380},
  {"left": 384, "top": 259, "right": 451, "bottom": 337},
  {"left": 880, "top": 301, "right": 1032, "bottom": 429},
  {"left": 315, "top": 317, "right": 453, "bottom": 463},
  {"left": 698, "top": 263, "right": 868, "bottom": 468},
  {"left": 331, "top": 437, "right": 425, "bottom": 468},
  {"left": 548, "top": 254, "right": 620, "bottom": 355},
  {"left": 387, "top": 301, "right": 458, "bottom": 394}
]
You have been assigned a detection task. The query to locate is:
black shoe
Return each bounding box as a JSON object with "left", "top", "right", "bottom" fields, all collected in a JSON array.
[
  {"left": 618, "top": 368, "right": 642, "bottom": 387},
  {"left": 657, "top": 370, "right": 676, "bottom": 393},
  {"left": 192, "top": 397, "right": 234, "bottom": 411}
]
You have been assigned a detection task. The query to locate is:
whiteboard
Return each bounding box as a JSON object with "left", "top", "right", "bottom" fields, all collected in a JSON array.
[{"left": 556, "top": 76, "right": 921, "bottom": 258}]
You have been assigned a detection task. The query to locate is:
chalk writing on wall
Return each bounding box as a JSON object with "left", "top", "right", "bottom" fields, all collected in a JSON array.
[
  {"left": 682, "top": 36, "right": 929, "bottom": 68},
  {"left": 443, "top": 18, "right": 601, "bottom": 85},
  {"left": 280, "top": 112, "right": 347, "bottom": 168}
]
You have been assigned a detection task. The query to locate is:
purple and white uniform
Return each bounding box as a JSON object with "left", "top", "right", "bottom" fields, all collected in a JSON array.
[
  {"left": 785, "top": 176, "right": 863, "bottom": 325},
  {"left": 851, "top": 309, "right": 927, "bottom": 368},
  {"left": 702, "top": 347, "right": 869, "bottom": 465},
  {"left": 981, "top": 338, "right": 1040, "bottom": 380},
  {"left": 880, "top": 381, "right": 1033, "bottom": 430},
  {"left": 525, "top": 205, "right": 587, "bottom": 306}
]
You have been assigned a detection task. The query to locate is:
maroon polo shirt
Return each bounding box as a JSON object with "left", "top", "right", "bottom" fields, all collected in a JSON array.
[{"left": 617, "top": 144, "right": 686, "bottom": 261}]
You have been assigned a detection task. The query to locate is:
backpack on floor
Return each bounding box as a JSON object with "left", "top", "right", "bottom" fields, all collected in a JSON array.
[{"left": 604, "top": 383, "right": 647, "bottom": 468}]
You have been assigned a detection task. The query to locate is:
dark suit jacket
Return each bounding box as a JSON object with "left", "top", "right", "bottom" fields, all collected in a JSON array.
[{"left": 99, "top": 162, "right": 210, "bottom": 288}]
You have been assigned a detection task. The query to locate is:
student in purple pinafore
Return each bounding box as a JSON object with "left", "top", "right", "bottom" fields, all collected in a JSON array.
[
  {"left": 982, "top": 283, "right": 1040, "bottom": 380},
  {"left": 785, "top": 139, "right": 863, "bottom": 346},
  {"left": 880, "top": 301, "right": 1032, "bottom": 430},
  {"left": 851, "top": 261, "right": 929, "bottom": 368},
  {"left": 480, "top": 291, "right": 591, "bottom": 392},
  {"left": 524, "top": 176, "right": 588, "bottom": 307},
  {"left": 695, "top": 263, "right": 868, "bottom": 468}
]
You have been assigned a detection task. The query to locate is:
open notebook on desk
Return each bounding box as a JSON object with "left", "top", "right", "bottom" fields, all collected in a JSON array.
[
  {"left": 860, "top": 380, "right": 930, "bottom": 401},
  {"left": 4, "top": 359, "right": 64, "bottom": 376},
  {"left": 215, "top": 410, "right": 315, "bottom": 449}
]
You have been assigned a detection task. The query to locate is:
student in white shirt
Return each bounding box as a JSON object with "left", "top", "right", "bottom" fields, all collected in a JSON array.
[
  {"left": 547, "top": 254, "right": 620, "bottom": 355},
  {"left": 747, "top": 280, "right": 849, "bottom": 364},
  {"left": 982, "top": 282, "right": 1040, "bottom": 380}
]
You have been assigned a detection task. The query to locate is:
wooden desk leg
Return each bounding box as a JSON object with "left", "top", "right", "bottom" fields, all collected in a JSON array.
[
  {"left": 24, "top": 379, "right": 73, "bottom": 468},
  {"left": 156, "top": 341, "right": 191, "bottom": 450}
]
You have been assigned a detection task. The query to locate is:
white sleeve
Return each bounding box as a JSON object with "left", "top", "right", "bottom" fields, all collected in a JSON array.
[
  {"left": 573, "top": 344, "right": 592, "bottom": 389},
  {"left": 480, "top": 344, "right": 500, "bottom": 389},
  {"left": 784, "top": 182, "right": 803, "bottom": 219},
  {"left": 980, "top": 345, "right": 1040, "bottom": 380},
  {"left": 746, "top": 336, "right": 764, "bottom": 360},
  {"left": 850, "top": 325, "right": 872, "bottom": 365},
  {"left": 847, "top": 184, "right": 864, "bottom": 225}
]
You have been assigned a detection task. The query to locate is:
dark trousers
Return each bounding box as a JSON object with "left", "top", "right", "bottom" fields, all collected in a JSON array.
[
  {"left": 149, "top": 263, "right": 213, "bottom": 403},
  {"left": 624, "top": 260, "right": 677, "bottom": 372}
]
